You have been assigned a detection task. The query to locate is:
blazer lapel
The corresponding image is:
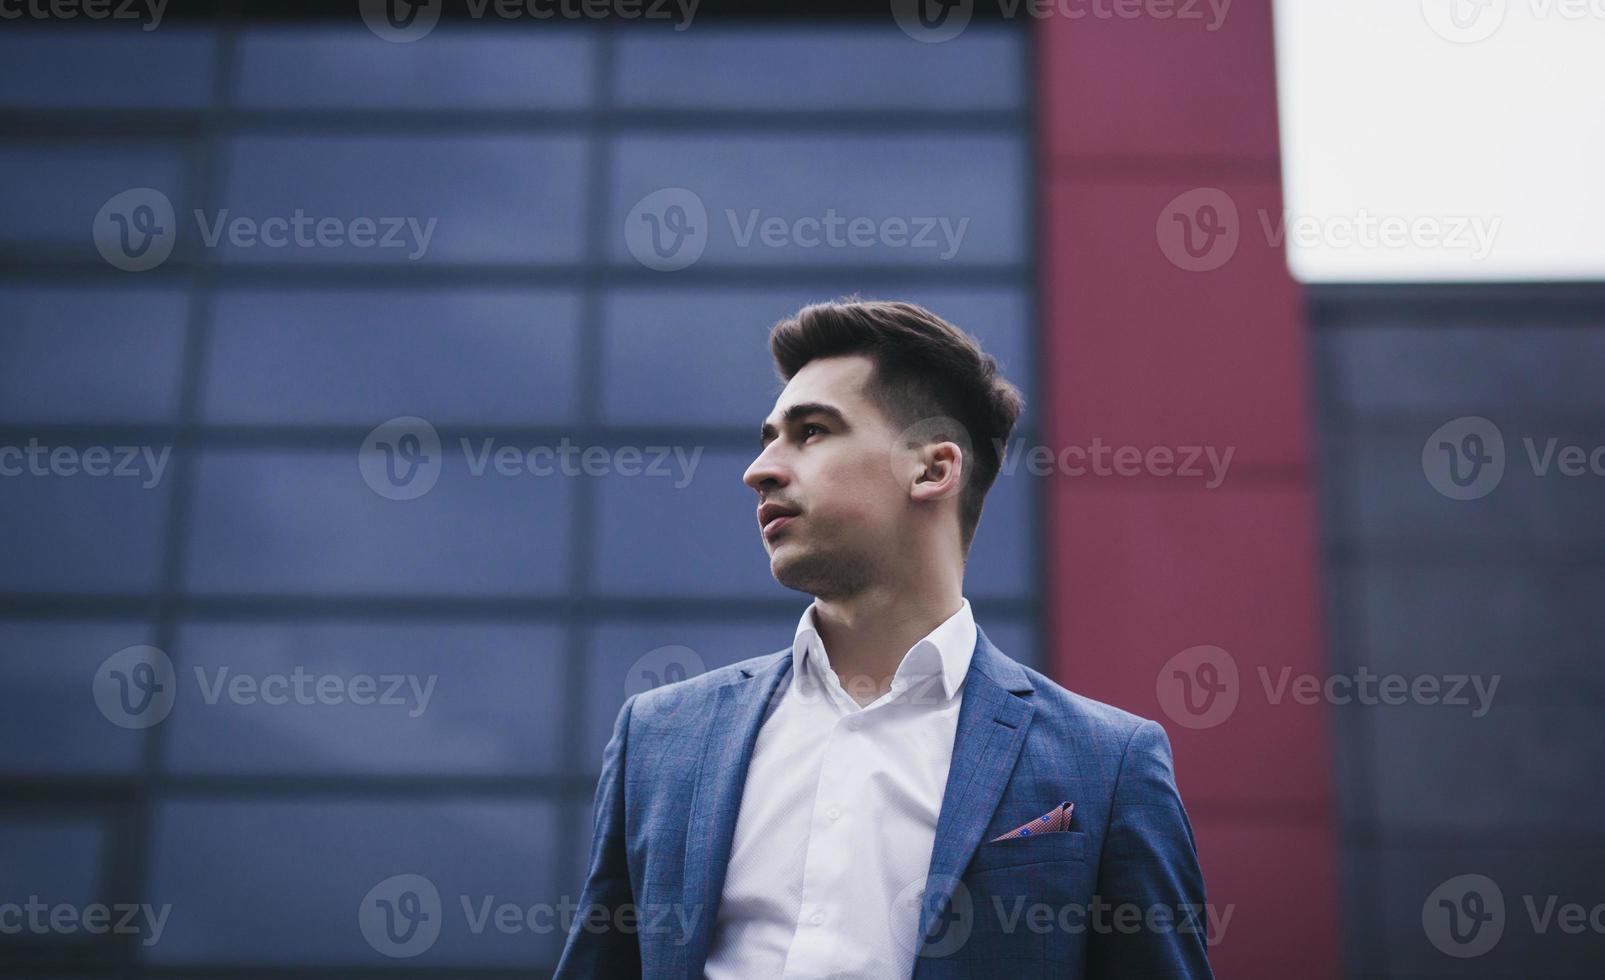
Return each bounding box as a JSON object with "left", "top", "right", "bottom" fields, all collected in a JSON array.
[
  {"left": 915, "top": 627, "right": 1037, "bottom": 952},
  {"left": 682, "top": 648, "right": 794, "bottom": 975}
]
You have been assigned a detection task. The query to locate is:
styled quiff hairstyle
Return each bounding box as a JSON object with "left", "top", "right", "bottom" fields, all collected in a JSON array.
[{"left": 768, "top": 298, "right": 1024, "bottom": 555}]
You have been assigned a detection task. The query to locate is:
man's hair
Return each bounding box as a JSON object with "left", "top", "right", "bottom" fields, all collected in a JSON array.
[{"left": 768, "top": 298, "right": 1024, "bottom": 555}]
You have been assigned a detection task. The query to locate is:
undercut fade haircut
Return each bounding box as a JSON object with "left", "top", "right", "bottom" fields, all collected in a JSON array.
[{"left": 768, "top": 298, "right": 1024, "bottom": 555}]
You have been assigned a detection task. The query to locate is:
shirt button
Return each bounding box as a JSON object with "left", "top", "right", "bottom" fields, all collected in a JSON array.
[
  {"left": 826, "top": 805, "right": 841, "bottom": 821},
  {"left": 810, "top": 910, "right": 825, "bottom": 925}
]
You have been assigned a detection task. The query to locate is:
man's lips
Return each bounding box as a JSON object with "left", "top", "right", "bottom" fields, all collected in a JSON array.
[
  {"left": 757, "top": 502, "right": 799, "bottom": 539},
  {"left": 761, "top": 514, "right": 795, "bottom": 540}
]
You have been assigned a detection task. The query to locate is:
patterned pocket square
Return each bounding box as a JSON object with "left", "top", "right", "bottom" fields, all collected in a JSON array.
[{"left": 989, "top": 801, "right": 1074, "bottom": 841}]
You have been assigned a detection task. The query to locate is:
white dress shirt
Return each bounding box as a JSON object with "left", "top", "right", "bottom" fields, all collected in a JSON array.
[{"left": 702, "top": 598, "right": 977, "bottom": 980}]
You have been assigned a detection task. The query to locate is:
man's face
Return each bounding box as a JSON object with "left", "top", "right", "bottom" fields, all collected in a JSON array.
[{"left": 743, "top": 355, "right": 913, "bottom": 600}]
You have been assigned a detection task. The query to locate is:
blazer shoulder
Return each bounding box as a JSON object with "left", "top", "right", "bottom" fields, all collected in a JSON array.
[
  {"left": 627, "top": 646, "right": 790, "bottom": 728},
  {"left": 1014, "top": 660, "right": 1163, "bottom": 744}
]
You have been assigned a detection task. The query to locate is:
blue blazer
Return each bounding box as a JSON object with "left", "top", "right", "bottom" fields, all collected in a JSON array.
[{"left": 555, "top": 625, "right": 1214, "bottom": 979}]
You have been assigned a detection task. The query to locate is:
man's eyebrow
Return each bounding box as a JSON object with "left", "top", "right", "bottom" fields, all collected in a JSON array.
[{"left": 760, "top": 402, "right": 848, "bottom": 443}]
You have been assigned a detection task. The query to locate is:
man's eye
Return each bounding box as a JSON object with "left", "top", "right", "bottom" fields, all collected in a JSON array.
[{"left": 802, "top": 424, "right": 826, "bottom": 440}]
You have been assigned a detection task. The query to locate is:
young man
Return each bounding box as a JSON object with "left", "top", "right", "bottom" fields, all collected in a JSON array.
[{"left": 556, "top": 300, "right": 1213, "bottom": 978}]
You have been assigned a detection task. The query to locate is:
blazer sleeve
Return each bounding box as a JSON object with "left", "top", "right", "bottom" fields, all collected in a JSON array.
[
  {"left": 553, "top": 693, "right": 643, "bottom": 979},
  {"left": 1085, "top": 719, "right": 1215, "bottom": 979}
]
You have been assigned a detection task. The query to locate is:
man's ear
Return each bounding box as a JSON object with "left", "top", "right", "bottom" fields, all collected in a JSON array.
[{"left": 909, "top": 440, "right": 964, "bottom": 502}]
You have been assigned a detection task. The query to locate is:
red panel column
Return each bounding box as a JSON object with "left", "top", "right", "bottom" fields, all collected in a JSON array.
[{"left": 1036, "top": 3, "right": 1341, "bottom": 977}]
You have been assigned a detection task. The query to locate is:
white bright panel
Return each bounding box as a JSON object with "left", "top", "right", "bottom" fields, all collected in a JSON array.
[{"left": 1273, "top": 0, "right": 1605, "bottom": 282}]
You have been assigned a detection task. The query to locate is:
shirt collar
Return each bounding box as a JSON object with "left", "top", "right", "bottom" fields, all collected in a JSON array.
[{"left": 791, "top": 598, "right": 976, "bottom": 704}]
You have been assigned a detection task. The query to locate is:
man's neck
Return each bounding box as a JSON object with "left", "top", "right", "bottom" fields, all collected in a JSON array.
[{"left": 810, "top": 578, "right": 965, "bottom": 708}]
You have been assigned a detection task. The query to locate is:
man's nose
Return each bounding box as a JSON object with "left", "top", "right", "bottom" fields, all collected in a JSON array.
[{"left": 743, "top": 445, "right": 789, "bottom": 492}]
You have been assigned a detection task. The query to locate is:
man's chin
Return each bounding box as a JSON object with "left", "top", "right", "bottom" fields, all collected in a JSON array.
[
  {"left": 768, "top": 544, "right": 815, "bottom": 594},
  {"left": 769, "top": 543, "right": 869, "bottom": 600}
]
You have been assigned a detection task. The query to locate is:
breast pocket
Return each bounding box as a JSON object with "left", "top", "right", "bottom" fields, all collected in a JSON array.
[{"left": 966, "top": 829, "right": 1087, "bottom": 876}]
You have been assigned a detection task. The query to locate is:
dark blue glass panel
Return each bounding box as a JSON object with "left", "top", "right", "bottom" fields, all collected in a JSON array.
[
  {"left": 591, "top": 450, "right": 786, "bottom": 598},
  {"left": 164, "top": 621, "right": 565, "bottom": 775},
  {"left": 236, "top": 26, "right": 594, "bottom": 108},
  {"left": 145, "top": 800, "right": 564, "bottom": 965},
  {"left": 0, "top": 619, "right": 157, "bottom": 775},
  {"left": 0, "top": 144, "right": 187, "bottom": 250},
  {"left": 0, "top": 819, "right": 105, "bottom": 908},
  {"left": 0, "top": 286, "right": 187, "bottom": 423},
  {"left": 963, "top": 464, "right": 1033, "bottom": 599},
  {"left": 0, "top": 456, "right": 170, "bottom": 593},
  {"left": 599, "top": 289, "right": 781, "bottom": 427},
  {"left": 203, "top": 288, "right": 581, "bottom": 425},
  {"left": 217, "top": 136, "right": 588, "bottom": 265},
  {"left": 609, "top": 135, "right": 1026, "bottom": 268},
  {"left": 183, "top": 449, "right": 572, "bottom": 595},
  {"left": 615, "top": 26, "right": 1023, "bottom": 110},
  {"left": 0, "top": 29, "right": 216, "bottom": 108},
  {"left": 969, "top": 613, "right": 1038, "bottom": 672}
]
